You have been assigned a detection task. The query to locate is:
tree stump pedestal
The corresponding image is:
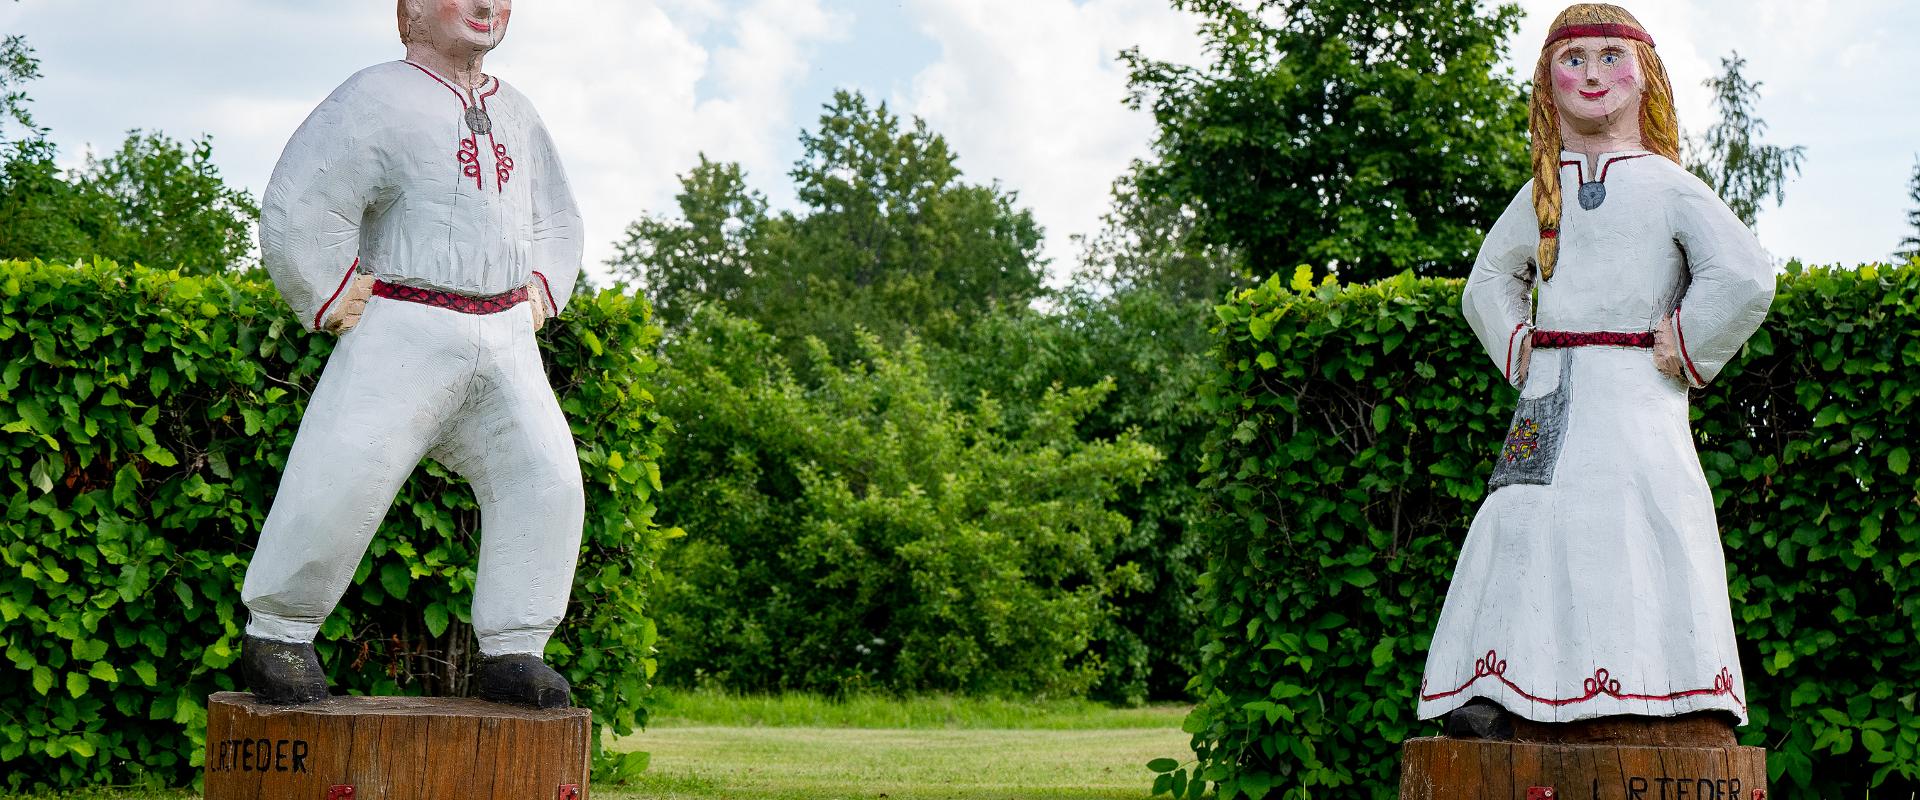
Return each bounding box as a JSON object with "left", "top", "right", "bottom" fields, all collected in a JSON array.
[
  {"left": 1399, "top": 736, "right": 1767, "bottom": 800},
  {"left": 202, "top": 691, "right": 591, "bottom": 800}
]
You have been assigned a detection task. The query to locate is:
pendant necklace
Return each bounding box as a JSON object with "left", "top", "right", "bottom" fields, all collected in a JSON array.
[
  {"left": 1577, "top": 181, "right": 1606, "bottom": 210},
  {"left": 463, "top": 78, "right": 492, "bottom": 135}
]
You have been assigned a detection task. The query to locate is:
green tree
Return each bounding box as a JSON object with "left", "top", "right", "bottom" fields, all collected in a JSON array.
[
  {"left": 1898, "top": 156, "right": 1920, "bottom": 263},
  {"left": 0, "top": 34, "right": 258, "bottom": 273},
  {"left": 650, "top": 306, "right": 1159, "bottom": 695},
  {"left": 1, "top": 29, "right": 45, "bottom": 144},
  {"left": 609, "top": 90, "right": 1046, "bottom": 357},
  {"left": 1, "top": 131, "right": 258, "bottom": 272},
  {"left": 1076, "top": 163, "right": 1243, "bottom": 304},
  {"left": 1123, "top": 0, "right": 1531, "bottom": 283},
  {"left": 1685, "top": 52, "right": 1806, "bottom": 228},
  {"left": 609, "top": 156, "right": 769, "bottom": 329}
]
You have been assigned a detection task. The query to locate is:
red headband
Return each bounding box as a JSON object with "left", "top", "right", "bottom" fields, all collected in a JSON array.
[{"left": 1546, "top": 22, "right": 1655, "bottom": 48}]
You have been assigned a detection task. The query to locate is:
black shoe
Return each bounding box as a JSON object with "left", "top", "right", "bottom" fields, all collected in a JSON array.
[
  {"left": 474, "top": 654, "right": 572, "bottom": 709},
  {"left": 1443, "top": 698, "right": 1515, "bottom": 741},
  {"left": 241, "top": 635, "right": 330, "bottom": 705}
]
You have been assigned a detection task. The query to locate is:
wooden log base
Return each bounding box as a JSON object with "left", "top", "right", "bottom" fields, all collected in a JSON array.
[
  {"left": 1511, "top": 712, "right": 1738, "bottom": 747},
  {"left": 203, "top": 691, "right": 591, "bottom": 800},
  {"left": 1400, "top": 736, "right": 1766, "bottom": 800}
]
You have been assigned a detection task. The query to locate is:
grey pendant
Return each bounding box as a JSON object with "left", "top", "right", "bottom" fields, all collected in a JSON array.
[
  {"left": 1577, "top": 181, "right": 1606, "bottom": 210},
  {"left": 464, "top": 105, "right": 492, "bottom": 135}
]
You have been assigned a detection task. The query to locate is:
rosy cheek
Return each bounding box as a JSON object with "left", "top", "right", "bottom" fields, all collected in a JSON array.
[
  {"left": 1610, "top": 62, "right": 1639, "bottom": 89},
  {"left": 1552, "top": 66, "right": 1583, "bottom": 93}
]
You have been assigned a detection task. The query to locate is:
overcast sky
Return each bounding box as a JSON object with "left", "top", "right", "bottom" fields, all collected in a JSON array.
[{"left": 3, "top": 0, "right": 1914, "bottom": 284}]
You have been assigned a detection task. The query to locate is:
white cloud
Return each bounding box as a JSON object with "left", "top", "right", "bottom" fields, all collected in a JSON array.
[
  {"left": 472, "top": 0, "right": 849, "bottom": 278},
  {"left": 897, "top": 0, "right": 1206, "bottom": 284},
  {"left": 2, "top": 0, "right": 847, "bottom": 282}
]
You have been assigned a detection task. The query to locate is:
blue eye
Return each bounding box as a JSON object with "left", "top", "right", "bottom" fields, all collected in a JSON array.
[
  {"left": 1601, "top": 53, "right": 1620, "bottom": 66},
  {"left": 1564, "top": 55, "right": 1585, "bottom": 67}
]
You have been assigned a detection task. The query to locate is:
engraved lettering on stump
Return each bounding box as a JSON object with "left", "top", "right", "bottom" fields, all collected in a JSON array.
[{"left": 202, "top": 692, "right": 590, "bottom": 800}]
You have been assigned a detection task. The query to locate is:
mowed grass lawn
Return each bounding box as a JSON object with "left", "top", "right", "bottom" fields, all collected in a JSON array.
[
  {"left": 2, "top": 691, "right": 1192, "bottom": 800},
  {"left": 602, "top": 690, "right": 1193, "bottom": 800}
]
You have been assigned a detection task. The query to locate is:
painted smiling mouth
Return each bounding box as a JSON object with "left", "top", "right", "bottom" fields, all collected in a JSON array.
[
  {"left": 465, "top": 18, "right": 493, "bottom": 33},
  {"left": 1579, "top": 89, "right": 1609, "bottom": 100}
]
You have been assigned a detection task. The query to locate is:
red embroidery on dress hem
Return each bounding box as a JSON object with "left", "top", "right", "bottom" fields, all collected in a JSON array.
[
  {"left": 313, "top": 258, "right": 360, "bottom": 330},
  {"left": 1419, "top": 650, "right": 1746, "bottom": 711}
]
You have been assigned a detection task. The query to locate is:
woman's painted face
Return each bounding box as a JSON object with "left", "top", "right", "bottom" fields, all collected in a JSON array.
[
  {"left": 412, "top": 0, "right": 512, "bottom": 55},
  {"left": 1550, "top": 35, "right": 1643, "bottom": 132}
]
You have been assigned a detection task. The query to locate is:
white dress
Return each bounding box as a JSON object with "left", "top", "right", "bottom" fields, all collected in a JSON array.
[{"left": 1415, "top": 151, "right": 1774, "bottom": 724}]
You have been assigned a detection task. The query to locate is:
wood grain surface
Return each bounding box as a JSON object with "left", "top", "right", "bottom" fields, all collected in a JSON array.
[
  {"left": 203, "top": 691, "right": 590, "bottom": 800},
  {"left": 1399, "top": 737, "right": 1767, "bottom": 800}
]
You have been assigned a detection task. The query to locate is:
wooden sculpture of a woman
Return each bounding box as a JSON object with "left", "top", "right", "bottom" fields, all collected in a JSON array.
[{"left": 1416, "top": 3, "right": 1774, "bottom": 740}]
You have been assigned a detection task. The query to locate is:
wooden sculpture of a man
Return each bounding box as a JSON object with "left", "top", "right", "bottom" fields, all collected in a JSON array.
[
  {"left": 239, "top": 0, "right": 585, "bottom": 708},
  {"left": 1416, "top": 4, "right": 1774, "bottom": 738}
]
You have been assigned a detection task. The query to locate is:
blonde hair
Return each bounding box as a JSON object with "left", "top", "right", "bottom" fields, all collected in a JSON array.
[{"left": 1529, "top": 4, "right": 1679, "bottom": 280}]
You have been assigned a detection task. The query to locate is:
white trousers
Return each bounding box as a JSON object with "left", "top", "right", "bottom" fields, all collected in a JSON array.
[{"left": 241, "top": 296, "right": 585, "bottom": 656}]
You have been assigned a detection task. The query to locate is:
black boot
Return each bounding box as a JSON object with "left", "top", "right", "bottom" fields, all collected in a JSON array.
[
  {"left": 474, "top": 654, "right": 572, "bottom": 709},
  {"left": 241, "top": 635, "right": 330, "bottom": 705},
  {"left": 1443, "top": 698, "right": 1515, "bottom": 741}
]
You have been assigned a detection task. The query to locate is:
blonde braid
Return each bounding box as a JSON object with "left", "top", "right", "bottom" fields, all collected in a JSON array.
[{"left": 1529, "top": 54, "right": 1565, "bottom": 280}]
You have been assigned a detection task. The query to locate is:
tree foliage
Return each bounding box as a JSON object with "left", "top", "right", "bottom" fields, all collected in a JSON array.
[
  {"left": 1, "top": 29, "right": 44, "bottom": 145},
  {"left": 1076, "top": 164, "right": 1244, "bottom": 304},
  {"left": 610, "top": 91, "right": 1046, "bottom": 358},
  {"left": 1685, "top": 52, "right": 1806, "bottom": 228},
  {"left": 648, "top": 306, "right": 1159, "bottom": 696},
  {"left": 1, "top": 131, "right": 258, "bottom": 273},
  {"left": 1123, "top": 0, "right": 1531, "bottom": 283},
  {"left": 934, "top": 286, "right": 1217, "bottom": 704}
]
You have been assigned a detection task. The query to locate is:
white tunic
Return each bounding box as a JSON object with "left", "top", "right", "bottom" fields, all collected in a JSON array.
[
  {"left": 1417, "top": 151, "right": 1774, "bottom": 724},
  {"left": 261, "top": 61, "right": 583, "bottom": 330}
]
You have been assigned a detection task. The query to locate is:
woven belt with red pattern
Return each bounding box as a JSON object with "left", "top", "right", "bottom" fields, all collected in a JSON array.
[
  {"left": 1531, "top": 329, "right": 1654, "bottom": 349},
  {"left": 371, "top": 281, "right": 527, "bottom": 315}
]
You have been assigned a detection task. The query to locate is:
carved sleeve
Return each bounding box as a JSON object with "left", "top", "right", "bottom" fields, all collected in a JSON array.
[
  {"left": 525, "top": 112, "right": 583, "bottom": 317},
  {"left": 1462, "top": 184, "right": 1538, "bottom": 386},
  {"left": 259, "top": 78, "right": 389, "bottom": 332},
  {"left": 1666, "top": 176, "right": 1776, "bottom": 388}
]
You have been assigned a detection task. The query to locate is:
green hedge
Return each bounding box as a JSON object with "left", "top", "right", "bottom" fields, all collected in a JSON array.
[
  {"left": 1159, "top": 262, "right": 1920, "bottom": 798},
  {"left": 0, "top": 259, "right": 672, "bottom": 791}
]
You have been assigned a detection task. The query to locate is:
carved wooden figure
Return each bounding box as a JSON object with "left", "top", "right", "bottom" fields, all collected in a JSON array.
[
  {"left": 1403, "top": 6, "right": 1775, "bottom": 792},
  {"left": 238, "top": 0, "right": 586, "bottom": 709}
]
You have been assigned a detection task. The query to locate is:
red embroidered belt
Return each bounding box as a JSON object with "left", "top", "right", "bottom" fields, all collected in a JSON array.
[
  {"left": 1531, "top": 330, "right": 1654, "bottom": 349},
  {"left": 371, "top": 281, "right": 527, "bottom": 315}
]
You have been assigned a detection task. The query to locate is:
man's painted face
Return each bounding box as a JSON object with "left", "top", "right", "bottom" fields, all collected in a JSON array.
[
  {"left": 409, "top": 0, "right": 512, "bottom": 56},
  {"left": 1549, "top": 35, "right": 1643, "bottom": 133}
]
